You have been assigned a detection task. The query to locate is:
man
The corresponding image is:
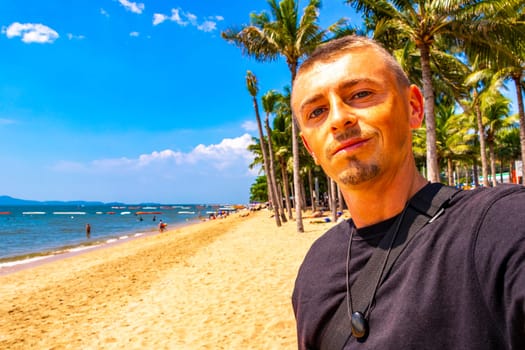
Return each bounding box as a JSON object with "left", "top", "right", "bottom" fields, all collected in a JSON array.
[{"left": 291, "top": 35, "right": 525, "bottom": 349}]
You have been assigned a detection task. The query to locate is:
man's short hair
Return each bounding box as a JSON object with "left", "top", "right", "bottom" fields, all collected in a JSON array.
[{"left": 297, "top": 35, "right": 411, "bottom": 88}]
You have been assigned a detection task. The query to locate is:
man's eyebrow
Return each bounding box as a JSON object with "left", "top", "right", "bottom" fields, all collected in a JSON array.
[
  {"left": 339, "top": 78, "right": 378, "bottom": 90},
  {"left": 298, "top": 78, "right": 379, "bottom": 113},
  {"left": 299, "top": 94, "right": 324, "bottom": 114}
]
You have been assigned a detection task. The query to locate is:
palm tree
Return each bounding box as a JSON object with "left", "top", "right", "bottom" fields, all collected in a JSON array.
[
  {"left": 345, "top": 0, "right": 523, "bottom": 183},
  {"left": 480, "top": 92, "right": 513, "bottom": 186},
  {"left": 469, "top": 64, "right": 525, "bottom": 185},
  {"left": 496, "top": 126, "right": 521, "bottom": 183},
  {"left": 272, "top": 89, "right": 295, "bottom": 219},
  {"left": 262, "top": 89, "right": 287, "bottom": 223},
  {"left": 458, "top": 0, "right": 525, "bottom": 183},
  {"left": 222, "top": 0, "right": 346, "bottom": 232},
  {"left": 245, "top": 71, "right": 282, "bottom": 227},
  {"left": 436, "top": 104, "right": 475, "bottom": 186}
]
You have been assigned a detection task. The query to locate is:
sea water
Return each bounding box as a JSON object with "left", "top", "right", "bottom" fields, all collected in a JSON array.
[{"left": 0, "top": 204, "right": 224, "bottom": 261}]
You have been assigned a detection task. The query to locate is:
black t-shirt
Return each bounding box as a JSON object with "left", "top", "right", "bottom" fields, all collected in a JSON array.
[{"left": 292, "top": 184, "right": 525, "bottom": 349}]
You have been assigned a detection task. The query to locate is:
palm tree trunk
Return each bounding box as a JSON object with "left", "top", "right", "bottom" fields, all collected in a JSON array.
[
  {"left": 473, "top": 159, "right": 479, "bottom": 187},
  {"left": 475, "top": 100, "right": 490, "bottom": 187},
  {"left": 418, "top": 43, "right": 440, "bottom": 183},
  {"left": 265, "top": 113, "right": 287, "bottom": 223},
  {"left": 253, "top": 97, "right": 281, "bottom": 227},
  {"left": 488, "top": 140, "right": 497, "bottom": 187},
  {"left": 279, "top": 157, "right": 293, "bottom": 219},
  {"left": 500, "top": 159, "right": 504, "bottom": 183},
  {"left": 513, "top": 75, "right": 525, "bottom": 185},
  {"left": 330, "top": 178, "right": 337, "bottom": 222},
  {"left": 300, "top": 175, "right": 307, "bottom": 209},
  {"left": 307, "top": 168, "right": 315, "bottom": 212},
  {"left": 292, "top": 119, "right": 304, "bottom": 231},
  {"left": 290, "top": 65, "right": 304, "bottom": 232},
  {"left": 447, "top": 158, "right": 454, "bottom": 186}
]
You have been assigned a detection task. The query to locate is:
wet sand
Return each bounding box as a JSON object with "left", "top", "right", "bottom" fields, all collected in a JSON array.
[{"left": 0, "top": 209, "right": 340, "bottom": 349}]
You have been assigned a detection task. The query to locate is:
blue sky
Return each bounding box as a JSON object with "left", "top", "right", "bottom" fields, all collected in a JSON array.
[{"left": 0, "top": 0, "right": 361, "bottom": 204}]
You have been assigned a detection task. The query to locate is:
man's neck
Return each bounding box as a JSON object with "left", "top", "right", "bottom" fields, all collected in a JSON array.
[{"left": 343, "top": 171, "right": 428, "bottom": 228}]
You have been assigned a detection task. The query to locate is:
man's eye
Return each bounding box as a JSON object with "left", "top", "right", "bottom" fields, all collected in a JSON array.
[
  {"left": 353, "top": 91, "right": 371, "bottom": 99},
  {"left": 309, "top": 107, "right": 326, "bottom": 119}
]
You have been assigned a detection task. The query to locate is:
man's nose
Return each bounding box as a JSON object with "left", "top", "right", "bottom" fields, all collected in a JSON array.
[{"left": 329, "top": 97, "right": 356, "bottom": 132}]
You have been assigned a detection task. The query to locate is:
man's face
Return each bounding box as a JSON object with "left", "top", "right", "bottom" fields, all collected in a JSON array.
[{"left": 292, "top": 47, "right": 422, "bottom": 188}]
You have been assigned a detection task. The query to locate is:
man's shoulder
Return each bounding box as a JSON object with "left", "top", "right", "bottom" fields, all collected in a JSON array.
[
  {"left": 445, "top": 184, "right": 525, "bottom": 236},
  {"left": 310, "top": 219, "right": 351, "bottom": 250},
  {"left": 298, "top": 219, "right": 352, "bottom": 273},
  {"left": 454, "top": 184, "right": 525, "bottom": 210}
]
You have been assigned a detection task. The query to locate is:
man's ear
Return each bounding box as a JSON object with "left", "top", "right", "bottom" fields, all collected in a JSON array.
[
  {"left": 301, "top": 133, "right": 319, "bottom": 165},
  {"left": 408, "top": 85, "right": 424, "bottom": 129}
]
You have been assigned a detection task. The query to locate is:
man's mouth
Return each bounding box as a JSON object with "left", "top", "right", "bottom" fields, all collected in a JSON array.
[{"left": 331, "top": 137, "right": 370, "bottom": 156}]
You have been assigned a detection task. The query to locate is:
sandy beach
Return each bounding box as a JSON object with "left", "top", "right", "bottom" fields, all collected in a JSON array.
[{"left": 0, "top": 209, "right": 341, "bottom": 349}]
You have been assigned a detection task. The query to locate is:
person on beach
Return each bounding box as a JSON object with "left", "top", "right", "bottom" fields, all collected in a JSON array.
[
  {"left": 85, "top": 223, "right": 91, "bottom": 239},
  {"left": 158, "top": 220, "right": 167, "bottom": 232},
  {"left": 291, "top": 35, "right": 525, "bottom": 350}
]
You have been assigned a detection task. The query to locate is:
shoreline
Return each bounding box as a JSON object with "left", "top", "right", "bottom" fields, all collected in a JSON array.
[
  {"left": 0, "top": 217, "right": 205, "bottom": 275},
  {"left": 0, "top": 209, "right": 337, "bottom": 349}
]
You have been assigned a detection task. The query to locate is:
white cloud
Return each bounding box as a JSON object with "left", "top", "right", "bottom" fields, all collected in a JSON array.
[
  {"left": 129, "top": 31, "right": 140, "bottom": 37},
  {"left": 185, "top": 12, "right": 198, "bottom": 26},
  {"left": 187, "top": 133, "right": 255, "bottom": 169},
  {"left": 198, "top": 21, "right": 217, "bottom": 32},
  {"left": 137, "top": 149, "right": 184, "bottom": 167},
  {"left": 118, "top": 0, "right": 145, "bottom": 14},
  {"left": 53, "top": 134, "right": 255, "bottom": 173},
  {"left": 170, "top": 9, "right": 188, "bottom": 26},
  {"left": 153, "top": 13, "right": 167, "bottom": 26},
  {"left": 100, "top": 8, "right": 109, "bottom": 17},
  {"left": 3, "top": 22, "right": 59, "bottom": 44},
  {"left": 242, "top": 120, "right": 258, "bottom": 132},
  {"left": 47, "top": 134, "right": 257, "bottom": 203},
  {"left": 154, "top": 8, "right": 223, "bottom": 33}
]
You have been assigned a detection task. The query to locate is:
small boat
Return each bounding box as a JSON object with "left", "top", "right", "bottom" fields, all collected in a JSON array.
[
  {"left": 53, "top": 212, "right": 86, "bottom": 215},
  {"left": 0, "top": 211, "right": 11, "bottom": 215},
  {"left": 120, "top": 211, "right": 131, "bottom": 215},
  {"left": 178, "top": 211, "right": 195, "bottom": 214},
  {"left": 22, "top": 212, "right": 46, "bottom": 215},
  {"left": 135, "top": 211, "right": 162, "bottom": 215}
]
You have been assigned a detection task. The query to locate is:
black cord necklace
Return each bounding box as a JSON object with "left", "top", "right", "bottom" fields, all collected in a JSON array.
[{"left": 345, "top": 205, "right": 408, "bottom": 340}]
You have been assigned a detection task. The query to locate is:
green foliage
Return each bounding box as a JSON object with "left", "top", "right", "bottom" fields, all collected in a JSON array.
[{"left": 250, "top": 176, "right": 269, "bottom": 202}]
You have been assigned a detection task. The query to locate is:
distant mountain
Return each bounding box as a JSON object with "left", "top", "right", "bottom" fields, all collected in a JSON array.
[{"left": 0, "top": 195, "right": 106, "bottom": 206}]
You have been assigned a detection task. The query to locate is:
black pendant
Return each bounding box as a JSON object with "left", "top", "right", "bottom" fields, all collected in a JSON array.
[{"left": 351, "top": 311, "right": 368, "bottom": 339}]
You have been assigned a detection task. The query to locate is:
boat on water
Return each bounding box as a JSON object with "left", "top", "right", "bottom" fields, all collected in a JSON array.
[
  {"left": 135, "top": 211, "right": 162, "bottom": 215},
  {"left": 177, "top": 211, "right": 195, "bottom": 214},
  {"left": 22, "top": 212, "right": 47, "bottom": 215},
  {"left": 0, "top": 211, "right": 11, "bottom": 215},
  {"left": 53, "top": 212, "right": 86, "bottom": 215}
]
